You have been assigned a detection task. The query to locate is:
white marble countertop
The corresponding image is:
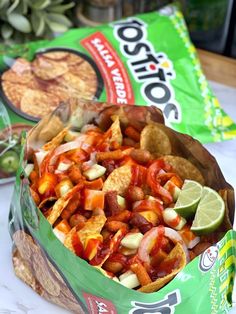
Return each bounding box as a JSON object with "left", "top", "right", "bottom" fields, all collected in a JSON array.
[{"left": 1, "top": 81, "right": 236, "bottom": 314}]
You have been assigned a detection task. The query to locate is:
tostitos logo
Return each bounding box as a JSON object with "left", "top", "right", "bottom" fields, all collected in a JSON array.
[
  {"left": 199, "top": 246, "right": 218, "bottom": 272},
  {"left": 113, "top": 18, "right": 181, "bottom": 126}
]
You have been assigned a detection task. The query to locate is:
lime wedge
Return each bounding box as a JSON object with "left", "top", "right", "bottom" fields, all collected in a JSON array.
[
  {"left": 191, "top": 187, "right": 225, "bottom": 235},
  {"left": 174, "top": 180, "right": 203, "bottom": 218}
]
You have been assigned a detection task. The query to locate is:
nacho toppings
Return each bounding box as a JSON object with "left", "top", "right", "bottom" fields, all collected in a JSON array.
[{"left": 27, "top": 119, "right": 225, "bottom": 292}]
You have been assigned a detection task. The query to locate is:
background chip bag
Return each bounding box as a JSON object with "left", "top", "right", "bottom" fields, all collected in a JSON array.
[
  {"left": 9, "top": 99, "right": 236, "bottom": 314},
  {"left": 1, "top": 4, "right": 236, "bottom": 183}
]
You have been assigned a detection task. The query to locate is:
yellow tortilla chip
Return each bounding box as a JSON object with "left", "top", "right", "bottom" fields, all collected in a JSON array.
[
  {"left": 20, "top": 89, "right": 59, "bottom": 119},
  {"left": 2, "top": 81, "right": 28, "bottom": 108},
  {"left": 102, "top": 165, "right": 132, "bottom": 196},
  {"left": 161, "top": 155, "right": 205, "bottom": 185},
  {"left": 78, "top": 215, "right": 106, "bottom": 247},
  {"left": 32, "top": 56, "right": 68, "bottom": 80},
  {"left": 47, "top": 185, "right": 81, "bottom": 225},
  {"left": 108, "top": 116, "right": 123, "bottom": 145},
  {"left": 42, "top": 127, "right": 69, "bottom": 151},
  {"left": 140, "top": 123, "right": 172, "bottom": 156},
  {"left": 95, "top": 229, "right": 124, "bottom": 267},
  {"left": 42, "top": 51, "right": 69, "bottom": 60},
  {"left": 64, "top": 227, "right": 77, "bottom": 254},
  {"left": 138, "top": 242, "right": 186, "bottom": 293},
  {"left": 2, "top": 58, "right": 33, "bottom": 84}
]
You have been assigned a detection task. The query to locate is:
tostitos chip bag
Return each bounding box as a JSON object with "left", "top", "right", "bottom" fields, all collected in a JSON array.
[
  {"left": 1, "top": 4, "right": 236, "bottom": 183},
  {"left": 9, "top": 99, "right": 236, "bottom": 313}
]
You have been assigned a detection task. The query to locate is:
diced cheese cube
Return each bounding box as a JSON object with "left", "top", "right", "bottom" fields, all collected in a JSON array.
[
  {"left": 83, "top": 164, "right": 106, "bottom": 180},
  {"left": 121, "top": 232, "right": 143, "bottom": 250},
  {"left": 119, "top": 271, "right": 140, "bottom": 289}
]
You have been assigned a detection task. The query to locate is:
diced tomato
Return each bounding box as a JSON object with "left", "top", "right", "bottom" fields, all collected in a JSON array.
[
  {"left": 83, "top": 189, "right": 105, "bottom": 211},
  {"left": 146, "top": 161, "right": 173, "bottom": 203},
  {"left": 72, "top": 233, "right": 84, "bottom": 257},
  {"left": 84, "top": 178, "right": 103, "bottom": 190},
  {"left": 119, "top": 155, "right": 138, "bottom": 167},
  {"left": 130, "top": 165, "right": 147, "bottom": 187}
]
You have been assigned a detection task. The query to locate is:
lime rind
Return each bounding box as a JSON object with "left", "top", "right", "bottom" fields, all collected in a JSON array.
[
  {"left": 191, "top": 186, "right": 225, "bottom": 235},
  {"left": 174, "top": 180, "right": 203, "bottom": 218}
]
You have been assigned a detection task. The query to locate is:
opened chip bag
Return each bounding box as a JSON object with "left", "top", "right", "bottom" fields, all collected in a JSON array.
[
  {"left": 1, "top": 4, "right": 236, "bottom": 183},
  {"left": 9, "top": 99, "right": 236, "bottom": 313}
]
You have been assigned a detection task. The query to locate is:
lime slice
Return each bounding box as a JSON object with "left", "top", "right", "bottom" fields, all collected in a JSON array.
[
  {"left": 191, "top": 187, "right": 225, "bottom": 235},
  {"left": 174, "top": 180, "right": 203, "bottom": 218}
]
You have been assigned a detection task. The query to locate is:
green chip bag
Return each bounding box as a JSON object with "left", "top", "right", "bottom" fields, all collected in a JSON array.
[
  {"left": 9, "top": 99, "right": 236, "bottom": 314},
  {"left": 1, "top": 4, "right": 236, "bottom": 183}
]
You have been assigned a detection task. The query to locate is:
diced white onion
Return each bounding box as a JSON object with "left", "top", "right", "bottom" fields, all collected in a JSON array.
[
  {"left": 24, "top": 164, "right": 34, "bottom": 177},
  {"left": 121, "top": 233, "right": 143, "bottom": 250}
]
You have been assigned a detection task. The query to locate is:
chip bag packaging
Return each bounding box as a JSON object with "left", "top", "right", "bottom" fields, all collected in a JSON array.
[
  {"left": 9, "top": 98, "right": 236, "bottom": 313},
  {"left": 1, "top": 4, "right": 236, "bottom": 182}
]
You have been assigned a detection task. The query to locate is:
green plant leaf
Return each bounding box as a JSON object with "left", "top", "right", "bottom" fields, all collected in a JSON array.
[
  {"left": 30, "top": 0, "right": 51, "bottom": 10},
  {"left": 18, "top": 0, "right": 29, "bottom": 15},
  {"left": 47, "top": 2, "right": 74, "bottom": 13},
  {"left": 47, "top": 0, "right": 64, "bottom": 5},
  {"left": 0, "top": 0, "right": 10, "bottom": 10},
  {"left": 47, "top": 13, "right": 72, "bottom": 27},
  {"left": 7, "top": 0, "right": 20, "bottom": 14},
  {"left": 1, "top": 23, "right": 14, "bottom": 39},
  {"left": 31, "top": 12, "right": 46, "bottom": 36},
  {"left": 8, "top": 13, "right": 32, "bottom": 33},
  {"left": 46, "top": 20, "right": 68, "bottom": 33}
]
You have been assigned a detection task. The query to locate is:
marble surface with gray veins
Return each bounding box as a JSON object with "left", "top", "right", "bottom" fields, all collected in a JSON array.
[{"left": 0, "top": 81, "right": 236, "bottom": 314}]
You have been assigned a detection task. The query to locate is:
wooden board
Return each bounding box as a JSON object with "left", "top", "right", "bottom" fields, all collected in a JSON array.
[{"left": 197, "top": 49, "right": 236, "bottom": 88}]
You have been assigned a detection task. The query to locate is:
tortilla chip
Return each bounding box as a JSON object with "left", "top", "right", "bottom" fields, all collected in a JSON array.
[
  {"left": 38, "top": 197, "right": 57, "bottom": 210},
  {"left": 2, "top": 81, "right": 28, "bottom": 108},
  {"left": 2, "top": 58, "right": 33, "bottom": 84},
  {"left": 66, "top": 53, "right": 84, "bottom": 65},
  {"left": 32, "top": 249, "right": 61, "bottom": 296},
  {"left": 64, "top": 227, "right": 77, "bottom": 253},
  {"left": 42, "top": 127, "right": 69, "bottom": 151},
  {"left": 13, "top": 230, "right": 39, "bottom": 261},
  {"left": 140, "top": 123, "right": 172, "bottom": 156},
  {"left": 32, "top": 56, "right": 68, "bottom": 80},
  {"left": 95, "top": 229, "right": 124, "bottom": 267},
  {"left": 78, "top": 215, "right": 106, "bottom": 246},
  {"left": 42, "top": 51, "right": 69, "bottom": 60},
  {"left": 107, "top": 116, "right": 123, "bottom": 145},
  {"left": 20, "top": 89, "right": 60, "bottom": 118},
  {"left": 103, "top": 165, "right": 132, "bottom": 196},
  {"left": 161, "top": 155, "right": 205, "bottom": 185},
  {"left": 138, "top": 242, "right": 186, "bottom": 293},
  {"left": 12, "top": 248, "right": 43, "bottom": 295},
  {"left": 42, "top": 290, "right": 84, "bottom": 313},
  {"left": 47, "top": 185, "right": 81, "bottom": 225}
]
